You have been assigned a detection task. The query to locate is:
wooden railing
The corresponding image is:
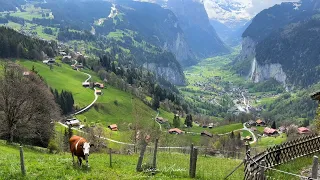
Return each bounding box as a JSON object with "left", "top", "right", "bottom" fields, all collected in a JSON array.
[{"left": 244, "top": 134, "right": 320, "bottom": 180}]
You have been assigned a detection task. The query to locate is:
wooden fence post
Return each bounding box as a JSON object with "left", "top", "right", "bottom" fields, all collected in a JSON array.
[
  {"left": 136, "top": 141, "right": 147, "bottom": 172},
  {"left": 152, "top": 139, "right": 159, "bottom": 171},
  {"left": 259, "top": 160, "right": 266, "bottom": 180},
  {"left": 312, "top": 156, "right": 318, "bottom": 179},
  {"left": 189, "top": 144, "right": 194, "bottom": 177},
  {"left": 190, "top": 148, "right": 198, "bottom": 178},
  {"left": 20, "top": 145, "right": 26, "bottom": 176},
  {"left": 109, "top": 148, "right": 112, "bottom": 167}
]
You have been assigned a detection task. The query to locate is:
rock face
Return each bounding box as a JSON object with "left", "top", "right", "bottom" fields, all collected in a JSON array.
[
  {"left": 163, "top": 0, "right": 230, "bottom": 59},
  {"left": 239, "top": 0, "right": 320, "bottom": 87},
  {"left": 249, "top": 58, "right": 287, "bottom": 84},
  {"left": 143, "top": 63, "right": 186, "bottom": 86}
]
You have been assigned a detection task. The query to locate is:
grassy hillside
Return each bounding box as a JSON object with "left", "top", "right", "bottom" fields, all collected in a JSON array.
[{"left": 0, "top": 141, "right": 244, "bottom": 180}]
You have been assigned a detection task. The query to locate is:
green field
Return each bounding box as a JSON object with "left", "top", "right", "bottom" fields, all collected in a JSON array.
[
  {"left": 211, "top": 123, "right": 243, "bottom": 134},
  {"left": 254, "top": 134, "right": 287, "bottom": 148},
  {"left": 0, "top": 141, "right": 244, "bottom": 180},
  {"left": 20, "top": 60, "right": 94, "bottom": 108}
]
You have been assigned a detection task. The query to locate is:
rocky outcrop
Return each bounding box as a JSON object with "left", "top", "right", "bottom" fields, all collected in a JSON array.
[
  {"left": 143, "top": 63, "right": 186, "bottom": 86},
  {"left": 237, "top": 37, "right": 256, "bottom": 62},
  {"left": 163, "top": 31, "right": 196, "bottom": 66},
  {"left": 249, "top": 58, "right": 287, "bottom": 84}
]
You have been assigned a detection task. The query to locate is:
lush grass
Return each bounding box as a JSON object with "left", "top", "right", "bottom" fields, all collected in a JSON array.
[
  {"left": 19, "top": 60, "right": 94, "bottom": 108},
  {"left": 254, "top": 134, "right": 287, "bottom": 148},
  {"left": 211, "top": 123, "right": 243, "bottom": 134},
  {"left": 0, "top": 141, "right": 244, "bottom": 179}
]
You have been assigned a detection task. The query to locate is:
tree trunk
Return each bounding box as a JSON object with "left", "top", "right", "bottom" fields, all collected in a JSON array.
[{"left": 136, "top": 141, "right": 147, "bottom": 172}]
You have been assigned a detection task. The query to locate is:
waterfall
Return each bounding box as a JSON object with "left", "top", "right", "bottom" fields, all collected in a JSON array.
[{"left": 249, "top": 58, "right": 258, "bottom": 82}]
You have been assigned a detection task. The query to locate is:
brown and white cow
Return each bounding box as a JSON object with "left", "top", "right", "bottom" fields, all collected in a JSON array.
[{"left": 69, "top": 135, "right": 94, "bottom": 167}]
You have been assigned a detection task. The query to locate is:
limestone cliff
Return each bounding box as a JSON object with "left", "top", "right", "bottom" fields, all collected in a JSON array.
[{"left": 143, "top": 63, "right": 186, "bottom": 86}]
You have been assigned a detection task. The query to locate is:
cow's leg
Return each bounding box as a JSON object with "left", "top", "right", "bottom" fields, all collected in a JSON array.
[
  {"left": 78, "top": 157, "right": 82, "bottom": 166},
  {"left": 85, "top": 154, "right": 89, "bottom": 168},
  {"left": 72, "top": 153, "right": 75, "bottom": 165}
]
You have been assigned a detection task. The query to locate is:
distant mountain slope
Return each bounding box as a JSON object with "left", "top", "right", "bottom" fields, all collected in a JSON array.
[
  {"left": 237, "top": 0, "right": 320, "bottom": 87},
  {"left": 165, "top": 0, "right": 230, "bottom": 58},
  {"left": 0, "top": 0, "right": 25, "bottom": 12},
  {"left": 34, "top": 0, "right": 187, "bottom": 85}
]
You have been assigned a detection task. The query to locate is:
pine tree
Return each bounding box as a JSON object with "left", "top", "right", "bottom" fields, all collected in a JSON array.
[
  {"left": 173, "top": 114, "right": 180, "bottom": 128},
  {"left": 271, "top": 121, "right": 277, "bottom": 129}
]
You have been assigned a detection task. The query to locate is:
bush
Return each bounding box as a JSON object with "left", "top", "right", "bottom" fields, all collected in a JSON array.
[
  {"left": 114, "top": 100, "right": 119, "bottom": 106},
  {"left": 47, "top": 139, "right": 60, "bottom": 153}
]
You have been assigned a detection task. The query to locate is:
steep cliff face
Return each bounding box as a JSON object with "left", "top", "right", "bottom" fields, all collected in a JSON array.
[
  {"left": 164, "top": 0, "right": 229, "bottom": 58},
  {"left": 239, "top": 0, "right": 320, "bottom": 87},
  {"left": 114, "top": 1, "right": 196, "bottom": 66},
  {"left": 249, "top": 58, "right": 287, "bottom": 84},
  {"left": 143, "top": 63, "right": 186, "bottom": 85}
]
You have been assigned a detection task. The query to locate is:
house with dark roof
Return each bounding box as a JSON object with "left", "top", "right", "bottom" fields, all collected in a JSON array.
[
  {"left": 168, "top": 128, "right": 183, "bottom": 134},
  {"left": 108, "top": 124, "right": 118, "bottom": 131},
  {"left": 256, "top": 119, "right": 266, "bottom": 126},
  {"left": 201, "top": 131, "right": 213, "bottom": 138},
  {"left": 156, "top": 117, "right": 167, "bottom": 124}
]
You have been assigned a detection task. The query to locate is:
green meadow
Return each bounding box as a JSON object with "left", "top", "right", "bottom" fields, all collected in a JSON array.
[{"left": 0, "top": 141, "right": 244, "bottom": 180}]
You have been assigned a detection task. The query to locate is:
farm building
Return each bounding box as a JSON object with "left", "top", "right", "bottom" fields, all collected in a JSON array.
[
  {"left": 168, "top": 128, "right": 183, "bottom": 134},
  {"left": 264, "top": 127, "right": 278, "bottom": 136},
  {"left": 201, "top": 131, "right": 213, "bottom": 137},
  {"left": 95, "top": 90, "right": 102, "bottom": 95},
  {"left": 43, "top": 58, "right": 55, "bottom": 65},
  {"left": 244, "top": 136, "right": 252, "bottom": 141},
  {"left": 66, "top": 118, "right": 80, "bottom": 126},
  {"left": 298, "top": 127, "right": 311, "bottom": 134},
  {"left": 108, "top": 124, "right": 118, "bottom": 131},
  {"left": 278, "top": 126, "right": 286, "bottom": 133},
  {"left": 156, "top": 117, "right": 167, "bottom": 124},
  {"left": 247, "top": 120, "right": 256, "bottom": 126},
  {"left": 94, "top": 82, "right": 104, "bottom": 89},
  {"left": 82, "top": 82, "right": 90, "bottom": 87},
  {"left": 256, "top": 119, "right": 266, "bottom": 126},
  {"left": 208, "top": 123, "right": 214, "bottom": 129}
]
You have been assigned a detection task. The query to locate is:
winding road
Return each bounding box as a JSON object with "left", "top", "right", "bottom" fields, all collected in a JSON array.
[
  {"left": 243, "top": 123, "right": 257, "bottom": 144},
  {"left": 60, "top": 64, "right": 257, "bottom": 149}
]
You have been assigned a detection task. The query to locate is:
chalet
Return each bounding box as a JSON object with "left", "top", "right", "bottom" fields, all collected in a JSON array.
[
  {"left": 94, "top": 82, "right": 104, "bottom": 89},
  {"left": 62, "top": 55, "right": 72, "bottom": 62},
  {"left": 82, "top": 82, "right": 90, "bottom": 87},
  {"left": 298, "top": 127, "right": 311, "bottom": 134},
  {"left": 278, "top": 126, "right": 286, "bottom": 133},
  {"left": 66, "top": 118, "right": 80, "bottom": 126},
  {"left": 59, "top": 51, "right": 67, "bottom": 56},
  {"left": 256, "top": 119, "right": 266, "bottom": 126},
  {"left": 23, "top": 71, "right": 30, "bottom": 76},
  {"left": 156, "top": 117, "right": 167, "bottom": 124},
  {"left": 247, "top": 120, "right": 256, "bottom": 127},
  {"left": 244, "top": 136, "right": 252, "bottom": 141},
  {"left": 168, "top": 128, "right": 183, "bottom": 134},
  {"left": 76, "top": 63, "right": 84, "bottom": 69},
  {"left": 108, "top": 124, "right": 118, "bottom": 131},
  {"left": 201, "top": 131, "right": 213, "bottom": 138},
  {"left": 208, "top": 123, "right": 214, "bottom": 129},
  {"left": 264, "top": 127, "right": 278, "bottom": 136},
  {"left": 95, "top": 90, "right": 102, "bottom": 95},
  {"left": 42, "top": 58, "right": 55, "bottom": 65}
]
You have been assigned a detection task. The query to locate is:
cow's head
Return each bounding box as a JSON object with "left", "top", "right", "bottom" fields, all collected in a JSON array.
[{"left": 81, "top": 142, "right": 94, "bottom": 156}]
